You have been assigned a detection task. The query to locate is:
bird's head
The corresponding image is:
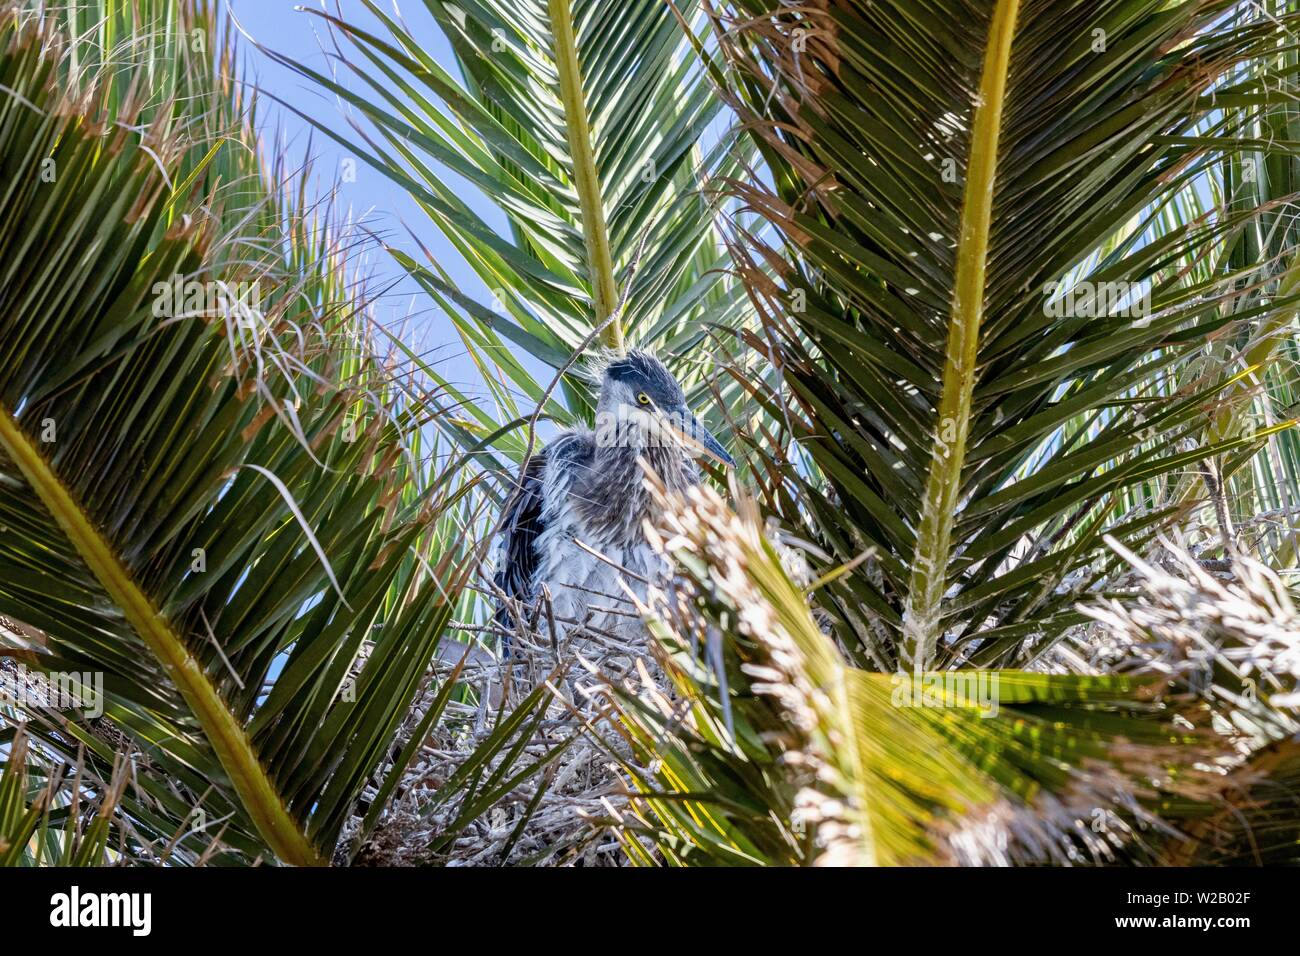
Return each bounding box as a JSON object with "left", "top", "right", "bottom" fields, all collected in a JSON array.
[{"left": 594, "top": 349, "right": 734, "bottom": 467}]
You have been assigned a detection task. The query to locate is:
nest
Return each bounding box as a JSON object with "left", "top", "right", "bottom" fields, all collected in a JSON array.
[{"left": 344, "top": 619, "right": 660, "bottom": 867}]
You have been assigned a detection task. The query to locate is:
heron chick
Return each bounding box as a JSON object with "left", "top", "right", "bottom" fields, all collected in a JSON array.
[{"left": 493, "top": 349, "right": 733, "bottom": 651}]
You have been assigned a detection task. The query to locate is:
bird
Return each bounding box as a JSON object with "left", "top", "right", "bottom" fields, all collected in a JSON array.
[{"left": 492, "top": 349, "right": 733, "bottom": 652}]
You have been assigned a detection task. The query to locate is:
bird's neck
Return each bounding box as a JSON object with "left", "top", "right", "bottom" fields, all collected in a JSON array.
[{"left": 575, "top": 438, "right": 698, "bottom": 547}]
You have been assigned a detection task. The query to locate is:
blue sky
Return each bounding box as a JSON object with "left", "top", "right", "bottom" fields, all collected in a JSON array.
[{"left": 225, "top": 0, "right": 504, "bottom": 403}]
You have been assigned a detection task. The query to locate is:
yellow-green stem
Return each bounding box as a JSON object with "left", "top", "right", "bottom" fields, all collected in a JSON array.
[
  {"left": 549, "top": 0, "right": 623, "bottom": 353},
  {"left": 0, "top": 406, "right": 325, "bottom": 867},
  {"left": 902, "top": 0, "right": 1020, "bottom": 670}
]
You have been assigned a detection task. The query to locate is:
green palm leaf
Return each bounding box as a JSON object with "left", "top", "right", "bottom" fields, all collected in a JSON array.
[
  {"left": 716, "top": 0, "right": 1300, "bottom": 668},
  {"left": 0, "top": 2, "right": 515, "bottom": 866},
  {"left": 599, "top": 481, "right": 1218, "bottom": 865},
  {"left": 0, "top": 719, "right": 126, "bottom": 867},
  {"left": 263, "top": 0, "right": 753, "bottom": 464}
]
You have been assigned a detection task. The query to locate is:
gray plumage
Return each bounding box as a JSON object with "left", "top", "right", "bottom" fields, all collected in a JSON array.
[{"left": 494, "top": 350, "right": 733, "bottom": 648}]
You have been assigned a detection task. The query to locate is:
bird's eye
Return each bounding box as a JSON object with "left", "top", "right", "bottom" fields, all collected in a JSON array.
[{"left": 636, "top": 392, "right": 651, "bottom": 406}]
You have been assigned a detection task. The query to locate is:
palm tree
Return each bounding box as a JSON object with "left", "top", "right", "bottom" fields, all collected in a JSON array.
[
  {"left": 597, "top": 479, "right": 1233, "bottom": 865},
  {"left": 0, "top": 0, "right": 553, "bottom": 867},
  {"left": 262, "top": 0, "right": 758, "bottom": 473},
  {"left": 590, "top": 0, "right": 1300, "bottom": 864},
  {"left": 3, "top": 0, "right": 1300, "bottom": 867},
  {"left": 712, "top": 0, "right": 1299, "bottom": 669}
]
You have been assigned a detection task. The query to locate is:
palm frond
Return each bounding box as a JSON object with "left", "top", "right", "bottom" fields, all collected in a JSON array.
[
  {"left": 0, "top": 1, "right": 553, "bottom": 866},
  {"left": 262, "top": 0, "right": 754, "bottom": 471},
  {"left": 598, "top": 479, "right": 1221, "bottom": 866},
  {"left": 715, "top": 0, "right": 1300, "bottom": 669},
  {"left": 1079, "top": 538, "right": 1300, "bottom": 864},
  {"left": 0, "top": 717, "right": 124, "bottom": 866}
]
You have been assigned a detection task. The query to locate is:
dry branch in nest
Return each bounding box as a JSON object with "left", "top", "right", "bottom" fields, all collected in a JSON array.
[
  {"left": 344, "top": 602, "right": 662, "bottom": 866},
  {"left": 1080, "top": 536, "right": 1300, "bottom": 716},
  {"left": 951, "top": 537, "right": 1300, "bottom": 866}
]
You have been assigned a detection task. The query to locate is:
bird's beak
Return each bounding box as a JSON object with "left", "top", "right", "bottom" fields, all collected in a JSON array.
[{"left": 687, "top": 413, "right": 735, "bottom": 468}]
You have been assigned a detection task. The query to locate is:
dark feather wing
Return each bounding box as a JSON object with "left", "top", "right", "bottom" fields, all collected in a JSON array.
[{"left": 493, "top": 448, "right": 549, "bottom": 630}]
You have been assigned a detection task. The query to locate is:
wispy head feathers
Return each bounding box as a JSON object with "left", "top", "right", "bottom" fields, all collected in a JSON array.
[{"left": 597, "top": 348, "right": 683, "bottom": 405}]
